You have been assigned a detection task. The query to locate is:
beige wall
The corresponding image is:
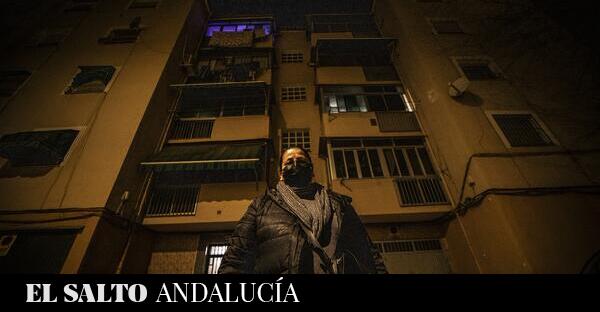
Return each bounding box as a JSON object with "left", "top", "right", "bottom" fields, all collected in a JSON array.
[
  {"left": 143, "top": 181, "right": 267, "bottom": 232},
  {"left": 0, "top": 0, "right": 196, "bottom": 211},
  {"left": 374, "top": 0, "right": 600, "bottom": 273}
]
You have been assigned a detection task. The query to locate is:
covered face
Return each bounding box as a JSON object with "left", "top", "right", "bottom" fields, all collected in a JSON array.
[{"left": 280, "top": 147, "right": 313, "bottom": 187}]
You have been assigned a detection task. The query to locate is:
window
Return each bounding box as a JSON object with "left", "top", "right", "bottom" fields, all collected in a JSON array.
[
  {"left": 145, "top": 184, "right": 199, "bottom": 216},
  {"left": 99, "top": 19, "right": 141, "bottom": 44},
  {"left": 28, "top": 28, "right": 72, "bottom": 47},
  {"left": 65, "top": 66, "right": 116, "bottom": 94},
  {"left": 64, "top": 0, "right": 97, "bottom": 12},
  {"left": 205, "top": 244, "right": 228, "bottom": 274},
  {"left": 282, "top": 129, "right": 311, "bottom": 152},
  {"left": 323, "top": 85, "right": 409, "bottom": 113},
  {"left": 205, "top": 22, "right": 271, "bottom": 37},
  {"left": 329, "top": 138, "right": 448, "bottom": 205},
  {"left": 281, "top": 86, "right": 307, "bottom": 102},
  {"left": 363, "top": 66, "right": 399, "bottom": 81},
  {"left": 128, "top": 0, "right": 159, "bottom": 9},
  {"left": 0, "top": 129, "right": 80, "bottom": 166},
  {"left": 489, "top": 112, "right": 556, "bottom": 147},
  {"left": 281, "top": 51, "right": 303, "bottom": 63},
  {"left": 0, "top": 70, "right": 31, "bottom": 97},
  {"left": 179, "top": 90, "right": 266, "bottom": 118},
  {"left": 430, "top": 19, "right": 463, "bottom": 34},
  {"left": 454, "top": 57, "right": 500, "bottom": 80}
]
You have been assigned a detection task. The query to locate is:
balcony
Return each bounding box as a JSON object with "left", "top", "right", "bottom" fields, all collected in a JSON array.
[
  {"left": 140, "top": 141, "right": 270, "bottom": 229},
  {"left": 201, "top": 18, "right": 274, "bottom": 49},
  {"left": 319, "top": 85, "right": 421, "bottom": 137},
  {"left": 314, "top": 38, "right": 399, "bottom": 85},
  {"left": 168, "top": 83, "right": 270, "bottom": 142},
  {"left": 307, "top": 14, "right": 381, "bottom": 45}
]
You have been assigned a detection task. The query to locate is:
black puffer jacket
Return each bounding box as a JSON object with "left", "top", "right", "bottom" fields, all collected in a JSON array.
[{"left": 218, "top": 187, "right": 387, "bottom": 274}]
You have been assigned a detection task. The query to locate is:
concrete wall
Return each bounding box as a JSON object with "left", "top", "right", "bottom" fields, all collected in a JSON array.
[{"left": 374, "top": 0, "right": 600, "bottom": 273}]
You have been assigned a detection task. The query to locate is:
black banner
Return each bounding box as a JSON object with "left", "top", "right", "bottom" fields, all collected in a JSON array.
[{"left": 0, "top": 274, "right": 597, "bottom": 307}]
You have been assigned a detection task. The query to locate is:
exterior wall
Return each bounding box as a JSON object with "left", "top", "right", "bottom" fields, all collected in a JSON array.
[
  {"left": 272, "top": 31, "right": 328, "bottom": 184},
  {"left": 0, "top": 0, "right": 200, "bottom": 273},
  {"left": 374, "top": 0, "right": 600, "bottom": 273},
  {"left": 143, "top": 181, "right": 267, "bottom": 231},
  {"left": 316, "top": 66, "right": 401, "bottom": 85}
]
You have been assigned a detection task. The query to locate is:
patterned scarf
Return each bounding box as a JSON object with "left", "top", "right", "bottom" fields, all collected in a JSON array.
[{"left": 276, "top": 181, "right": 332, "bottom": 240}]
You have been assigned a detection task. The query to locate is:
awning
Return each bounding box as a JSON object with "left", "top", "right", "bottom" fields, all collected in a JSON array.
[{"left": 141, "top": 142, "right": 265, "bottom": 172}]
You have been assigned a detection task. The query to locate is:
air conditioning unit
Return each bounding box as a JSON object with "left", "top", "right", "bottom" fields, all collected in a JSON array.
[{"left": 0, "top": 234, "right": 17, "bottom": 256}]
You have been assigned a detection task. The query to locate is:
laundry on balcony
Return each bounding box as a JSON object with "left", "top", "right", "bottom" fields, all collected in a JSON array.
[
  {"left": 0, "top": 129, "right": 79, "bottom": 166},
  {"left": 141, "top": 142, "right": 265, "bottom": 172},
  {"left": 192, "top": 61, "right": 261, "bottom": 83},
  {"left": 208, "top": 31, "right": 254, "bottom": 48}
]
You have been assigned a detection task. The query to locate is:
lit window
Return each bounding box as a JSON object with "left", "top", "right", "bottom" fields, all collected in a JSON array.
[
  {"left": 65, "top": 66, "right": 116, "bottom": 94},
  {"left": 205, "top": 22, "right": 271, "bottom": 37},
  {"left": 323, "top": 85, "right": 408, "bottom": 113},
  {"left": 282, "top": 129, "right": 311, "bottom": 152},
  {"left": 205, "top": 244, "right": 228, "bottom": 274}
]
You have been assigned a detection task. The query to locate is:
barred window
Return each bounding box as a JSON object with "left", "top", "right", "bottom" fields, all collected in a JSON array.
[
  {"left": 281, "top": 86, "right": 307, "bottom": 102},
  {"left": 330, "top": 138, "right": 434, "bottom": 180},
  {"left": 323, "top": 85, "right": 409, "bottom": 113},
  {"left": 145, "top": 184, "right": 199, "bottom": 217},
  {"left": 491, "top": 113, "right": 555, "bottom": 147},
  {"left": 281, "top": 51, "right": 304, "bottom": 63},
  {"left": 282, "top": 129, "right": 311, "bottom": 152},
  {"left": 65, "top": 66, "right": 116, "bottom": 94},
  {"left": 205, "top": 244, "right": 228, "bottom": 274}
]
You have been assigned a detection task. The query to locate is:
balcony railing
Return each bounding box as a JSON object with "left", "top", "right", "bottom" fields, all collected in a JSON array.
[
  {"left": 193, "top": 62, "right": 263, "bottom": 83},
  {"left": 396, "top": 176, "right": 448, "bottom": 206},
  {"left": 168, "top": 118, "right": 214, "bottom": 140},
  {"left": 376, "top": 111, "right": 421, "bottom": 132},
  {"left": 145, "top": 185, "right": 199, "bottom": 217}
]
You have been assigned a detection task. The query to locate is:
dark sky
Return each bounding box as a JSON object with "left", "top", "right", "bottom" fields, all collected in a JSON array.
[{"left": 532, "top": 0, "right": 600, "bottom": 51}]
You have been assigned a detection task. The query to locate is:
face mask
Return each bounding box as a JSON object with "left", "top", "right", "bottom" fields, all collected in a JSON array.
[{"left": 281, "top": 158, "right": 313, "bottom": 187}]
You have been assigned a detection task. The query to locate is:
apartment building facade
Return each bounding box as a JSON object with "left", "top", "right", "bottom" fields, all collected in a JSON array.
[{"left": 1, "top": 0, "right": 598, "bottom": 274}]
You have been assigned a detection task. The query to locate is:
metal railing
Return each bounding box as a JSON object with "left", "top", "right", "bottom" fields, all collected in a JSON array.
[
  {"left": 145, "top": 185, "right": 199, "bottom": 217},
  {"left": 396, "top": 175, "right": 448, "bottom": 206},
  {"left": 376, "top": 111, "right": 421, "bottom": 132},
  {"left": 168, "top": 118, "right": 214, "bottom": 140}
]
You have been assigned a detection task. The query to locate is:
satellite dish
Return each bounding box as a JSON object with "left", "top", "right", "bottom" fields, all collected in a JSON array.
[{"left": 448, "top": 77, "right": 470, "bottom": 97}]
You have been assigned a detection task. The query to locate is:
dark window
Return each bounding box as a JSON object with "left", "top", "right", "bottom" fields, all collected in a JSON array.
[
  {"left": 168, "top": 119, "right": 214, "bottom": 140},
  {"left": 99, "top": 28, "right": 141, "bottom": 44},
  {"left": 0, "top": 130, "right": 79, "bottom": 166},
  {"left": 129, "top": 0, "right": 159, "bottom": 9},
  {"left": 65, "top": 66, "right": 116, "bottom": 94},
  {"left": 0, "top": 231, "right": 78, "bottom": 273},
  {"left": 0, "top": 70, "right": 30, "bottom": 97},
  {"left": 432, "top": 20, "right": 463, "bottom": 34},
  {"left": 459, "top": 63, "right": 498, "bottom": 80},
  {"left": 492, "top": 113, "right": 554, "bottom": 147},
  {"left": 145, "top": 184, "right": 199, "bottom": 216},
  {"left": 344, "top": 151, "right": 359, "bottom": 178},
  {"left": 333, "top": 150, "right": 347, "bottom": 179}
]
